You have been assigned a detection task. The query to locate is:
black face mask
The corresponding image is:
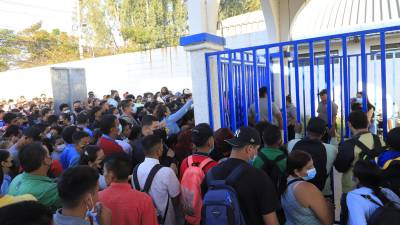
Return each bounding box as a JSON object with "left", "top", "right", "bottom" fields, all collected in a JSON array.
[{"left": 75, "top": 107, "right": 83, "bottom": 113}]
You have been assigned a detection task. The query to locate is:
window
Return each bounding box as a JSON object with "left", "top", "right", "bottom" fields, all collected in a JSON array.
[{"left": 370, "top": 43, "right": 400, "bottom": 60}]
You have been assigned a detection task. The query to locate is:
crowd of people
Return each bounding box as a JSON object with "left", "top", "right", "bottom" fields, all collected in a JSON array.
[{"left": 0, "top": 86, "right": 400, "bottom": 225}]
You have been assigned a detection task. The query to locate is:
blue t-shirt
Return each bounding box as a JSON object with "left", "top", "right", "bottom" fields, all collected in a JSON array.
[{"left": 59, "top": 144, "right": 80, "bottom": 169}]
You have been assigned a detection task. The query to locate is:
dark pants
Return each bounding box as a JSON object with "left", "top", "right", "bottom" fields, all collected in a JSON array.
[{"left": 288, "top": 125, "right": 295, "bottom": 141}]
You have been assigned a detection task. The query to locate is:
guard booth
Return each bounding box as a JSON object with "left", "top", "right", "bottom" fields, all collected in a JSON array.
[{"left": 205, "top": 25, "right": 400, "bottom": 143}]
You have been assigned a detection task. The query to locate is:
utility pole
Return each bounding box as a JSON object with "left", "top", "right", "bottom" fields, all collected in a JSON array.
[{"left": 77, "top": 0, "right": 84, "bottom": 60}]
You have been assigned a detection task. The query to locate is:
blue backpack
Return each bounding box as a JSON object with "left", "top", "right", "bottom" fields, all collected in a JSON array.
[{"left": 202, "top": 164, "right": 247, "bottom": 225}]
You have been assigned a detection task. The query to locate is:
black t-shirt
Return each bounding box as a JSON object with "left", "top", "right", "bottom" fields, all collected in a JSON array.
[{"left": 201, "top": 158, "right": 279, "bottom": 225}]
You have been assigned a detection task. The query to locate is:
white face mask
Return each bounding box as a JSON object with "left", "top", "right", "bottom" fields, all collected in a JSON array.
[{"left": 118, "top": 124, "right": 123, "bottom": 134}]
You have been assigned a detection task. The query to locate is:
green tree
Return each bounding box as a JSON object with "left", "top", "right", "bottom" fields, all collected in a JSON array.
[
  {"left": 219, "top": 0, "right": 261, "bottom": 20},
  {"left": 0, "top": 29, "right": 21, "bottom": 71}
]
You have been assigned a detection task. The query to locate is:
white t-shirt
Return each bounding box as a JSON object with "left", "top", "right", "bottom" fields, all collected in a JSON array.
[{"left": 132, "top": 157, "right": 180, "bottom": 225}]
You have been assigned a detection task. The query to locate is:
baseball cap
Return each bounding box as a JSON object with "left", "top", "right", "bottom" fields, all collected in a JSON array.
[
  {"left": 318, "top": 89, "right": 327, "bottom": 95},
  {"left": 225, "top": 126, "right": 261, "bottom": 148},
  {"left": 183, "top": 89, "right": 192, "bottom": 95},
  {"left": 191, "top": 123, "right": 214, "bottom": 147},
  {"left": 307, "top": 117, "right": 327, "bottom": 134}
]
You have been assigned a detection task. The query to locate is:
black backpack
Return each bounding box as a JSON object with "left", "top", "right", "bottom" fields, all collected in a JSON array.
[
  {"left": 292, "top": 138, "right": 328, "bottom": 191},
  {"left": 360, "top": 193, "right": 400, "bottom": 225},
  {"left": 353, "top": 134, "right": 383, "bottom": 161},
  {"left": 132, "top": 164, "right": 169, "bottom": 225},
  {"left": 257, "top": 151, "right": 287, "bottom": 195}
]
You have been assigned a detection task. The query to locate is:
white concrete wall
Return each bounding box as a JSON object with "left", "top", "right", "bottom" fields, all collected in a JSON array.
[{"left": 0, "top": 46, "right": 192, "bottom": 100}]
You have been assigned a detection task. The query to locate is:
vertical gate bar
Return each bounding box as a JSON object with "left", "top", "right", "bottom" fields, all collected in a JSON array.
[
  {"left": 356, "top": 55, "right": 360, "bottom": 92},
  {"left": 340, "top": 56, "right": 344, "bottom": 141},
  {"left": 280, "top": 46, "right": 288, "bottom": 143},
  {"left": 265, "top": 48, "right": 273, "bottom": 122},
  {"left": 216, "top": 55, "right": 225, "bottom": 128},
  {"left": 302, "top": 60, "right": 307, "bottom": 135},
  {"left": 325, "top": 39, "right": 333, "bottom": 128},
  {"left": 342, "top": 37, "right": 350, "bottom": 137},
  {"left": 380, "top": 32, "right": 388, "bottom": 137},
  {"left": 241, "top": 52, "right": 249, "bottom": 126},
  {"left": 310, "top": 41, "right": 316, "bottom": 117},
  {"left": 294, "top": 44, "right": 301, "bottom": 123},
  {"left": 361, "top": 34, "right": 368, "bottom": 112},
  {"left": 227, "top": 52, "right": 237, "bottom": 131},
  {"left": 253, "top": 49, "right": 260, "bottom": 123}
]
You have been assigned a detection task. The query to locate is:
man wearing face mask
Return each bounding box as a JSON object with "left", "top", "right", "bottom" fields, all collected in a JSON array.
[
  {"left": 60, "top": 129, "right": 91, "bottom": 170},
  {"left": 120, "top": 100, "right": 140, "bottom": 126},
  {"left": 98, "top": 115, "right": 125, "bottom": 157},
  {"left": 54, "top": 166, "right": 112, "bottom": 225},
  {"left": 8, "top": 142, "right": 61, "bottom": 210},
  {"left": 132, "top": 134, "right": 181, "bottom": 225},
  {"left": 179, "top": 123, "right": 218, "bottom": 180},
  {"left": 201, "top": 126, "right": 280, "bottom": 225}
]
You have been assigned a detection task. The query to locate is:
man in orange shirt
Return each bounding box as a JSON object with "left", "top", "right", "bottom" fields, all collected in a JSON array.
[{"left": 99, "top": 153, "right": 158, "bottom": 225}]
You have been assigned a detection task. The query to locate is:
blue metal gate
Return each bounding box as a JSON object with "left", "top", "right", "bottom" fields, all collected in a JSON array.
[{"left": 205, "top": 25, "right": 400, "bottom": 143}]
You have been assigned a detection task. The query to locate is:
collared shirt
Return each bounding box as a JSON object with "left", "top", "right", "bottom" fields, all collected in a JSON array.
[
  {"left": 53, "top": 209, "right": 90, "bottom": 225},
  {"left": 99, "top": 183, "right": 158, "bottom": 225},
  {"left": 60, "top": 144, "right": 80, "bottom": 170},
  {"left": 8, "top": 172, "right": 60, "bottom": 210},
  {"left": 132, "top": 158, "right": 180, "bottom": 225}
]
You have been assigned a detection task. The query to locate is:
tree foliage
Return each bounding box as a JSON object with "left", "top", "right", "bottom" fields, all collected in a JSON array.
[
  {"left": 219, "top": 0, "right": 261, "bottom": 20},
  {"left": 0, "top": 22, "right": 79, "bottom": 71}
]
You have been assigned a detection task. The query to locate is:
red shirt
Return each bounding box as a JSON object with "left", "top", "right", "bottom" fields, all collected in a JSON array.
[
  {"left": 179, "top": 152, "right": 218, "bottom": 180},
  {"left": 99, "top": 183, "right": 158, "bottom": 225},
  {"left": 50, "top": 160, "right": 63, "bottom": 177},
  {"left": 98, "top": 135, "right": 124, "bottom": 156}
]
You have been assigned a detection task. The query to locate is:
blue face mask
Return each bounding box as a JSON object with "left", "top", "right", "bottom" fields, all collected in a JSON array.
[{"left": 302, "top": 168, "right": 317, "bottom": 181}]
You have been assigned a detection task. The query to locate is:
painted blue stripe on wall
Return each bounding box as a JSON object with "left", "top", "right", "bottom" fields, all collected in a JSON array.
[{"left": 180, "top": 33, "right": 226, "bottom": 46}]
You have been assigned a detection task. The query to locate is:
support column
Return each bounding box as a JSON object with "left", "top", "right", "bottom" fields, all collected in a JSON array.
[{"left": 181, "top": 0, "right": 225, "bottom": 129}]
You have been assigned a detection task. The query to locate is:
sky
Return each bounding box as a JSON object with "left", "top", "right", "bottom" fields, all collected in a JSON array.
[{"left": 0, "top": 0, "right": 76, "bottom": 33}]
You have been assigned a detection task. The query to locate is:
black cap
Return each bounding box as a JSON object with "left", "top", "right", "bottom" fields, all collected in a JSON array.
[
  {"left": 318, "top": 89, "right": 327, "bottom": 95},
  {"left": 386, "top": 127, "right": 400, "bottom": 150},
  {"left": 225, "top": 126, "right": 261, "bottom": 148},
  {"left": 192, "top": 123, "right": 214, "bottom": 147},
  {"left": 23, "top": 127, "right": 42, "bottom": 141},
  {"left": 307, "top": 117, "right": 327, "bottom": 134}
]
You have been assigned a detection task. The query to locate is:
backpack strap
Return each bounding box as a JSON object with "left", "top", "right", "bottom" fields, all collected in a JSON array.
[
  {"left": 132, "top": 164, "right": 141, "bottom": 191},
  {"left": 355, "top": 139, "right": 378, "bottom": 159},
  {"left": 372, "top": 134, "right": 383, "bottom": 152},
  {"left": 199, "top": 157, "right": 214, "bottom": 170},
  {"left": 143, "top": 164, "right": 164, "bottom": 193},
  {"left": 225, "top": 164, "right": 247, "bottom": 185},
  {"left": 287, "top": 178, "right": 303, "bottom": 187},
  {"left": 360, "top": 194, "right": 384, "bottom": 207}
]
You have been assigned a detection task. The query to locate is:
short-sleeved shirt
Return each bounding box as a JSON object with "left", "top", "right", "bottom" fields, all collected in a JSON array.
[
  {"left": 201, "top": 158, "right": 279, "bottom": 225},
  {"left": 8, "top": 172, "right": 60, "bottom": 210},
  {"left": 132, "top": 158, "right": 180, "bottom": 225},
  {"left": 250, "top": 98, "right": 280, "bottom": 126},
  {"left": 317, "top": 101, "right": 338, "bottom": 124},
  {"left": 179, "top": 152, "right": 218, "bottom": 180},
  {"left": 99, "top": 183, "right": 158, "bottom": 225},
  {"left": 59, "top": 144, "right": 80, "bottom": 169}
]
